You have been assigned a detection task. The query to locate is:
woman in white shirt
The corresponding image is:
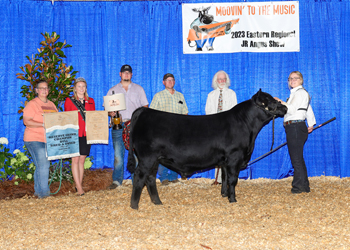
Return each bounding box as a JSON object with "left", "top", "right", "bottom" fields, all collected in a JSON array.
[
  {"left": 205, "top": 70, "right": 237, "bottom": 183},
  {"left": 274, "top": 71, "right": 316, "bottom": 194}
]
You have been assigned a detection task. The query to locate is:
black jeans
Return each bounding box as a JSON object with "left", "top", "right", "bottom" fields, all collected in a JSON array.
[{"left": 285, "top": 122, "right": 310, "bottom": 192}]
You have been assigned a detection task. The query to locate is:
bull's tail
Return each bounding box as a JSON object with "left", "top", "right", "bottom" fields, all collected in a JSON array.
[{"left": 126, "top": 107, "right": 144, "bottom": 174}]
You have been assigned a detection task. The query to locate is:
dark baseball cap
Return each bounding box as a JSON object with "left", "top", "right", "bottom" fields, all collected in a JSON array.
[
  {"left": 120, "top": 65, "right": 132, "bottom": 73},
  {"left": 163, "top": 73, "right": 175, "bottom": 81}
]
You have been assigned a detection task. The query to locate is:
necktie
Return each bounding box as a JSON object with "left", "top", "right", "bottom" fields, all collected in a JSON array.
[{"left": 217, "top": 90, "right": 223, "bottom": 113}]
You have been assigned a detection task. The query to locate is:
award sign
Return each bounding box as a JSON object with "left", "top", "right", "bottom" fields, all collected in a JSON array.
[
  {"left": 103, "top": 93, "right": 126, "bottom": 112},
  {"left": 44, "top": 111, "right": 80, "bottom": 160},
  {"left": 85, "top": 111, "right": 109, "bottom": 144}
]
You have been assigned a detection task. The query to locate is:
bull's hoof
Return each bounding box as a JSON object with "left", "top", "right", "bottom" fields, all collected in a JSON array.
[
  {"left": 130, "top": 203, "right": 139, "bottom": 210},
  {"left": 229, "top": 198, "right": 237, "bottom": 203},
  {"left": 221, "top": 193, "right": 228, "bottom": 198},
  {"left": 152, "top": 200, "right": 163, "bottom": 205}
]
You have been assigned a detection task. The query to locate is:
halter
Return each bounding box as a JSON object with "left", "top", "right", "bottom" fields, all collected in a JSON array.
[{"left": 254, "top": 101, "right": 277, "bottom": 151}]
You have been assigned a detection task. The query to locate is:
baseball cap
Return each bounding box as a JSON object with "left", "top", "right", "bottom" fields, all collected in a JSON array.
[
  {"left": 163, "top": 73, "right": 175, "bottom": 81},
  {"left": 120, "top": 65, "right": 132, "bottom": 73}
]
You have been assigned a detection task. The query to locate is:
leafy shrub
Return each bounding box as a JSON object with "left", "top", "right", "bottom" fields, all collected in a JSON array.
[
  {"left": 16, "top": 32, "right": 77, "bottom": 117},
  {"left": 0, "top": 142, "right": 35, "bottom": 184}
]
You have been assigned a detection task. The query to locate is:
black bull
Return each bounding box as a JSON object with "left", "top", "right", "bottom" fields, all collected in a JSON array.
[{"left": 127, "top": 90, "right": 287, "bottom": 209}]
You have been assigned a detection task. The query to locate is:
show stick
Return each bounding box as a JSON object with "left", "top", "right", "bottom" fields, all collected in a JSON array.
[{"left": 247, "top": 117, "right": 336, "bottom": 167}]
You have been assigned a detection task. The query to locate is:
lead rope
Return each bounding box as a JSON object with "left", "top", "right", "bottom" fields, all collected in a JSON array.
[
  {"left": 270, "top": 115, "right": 276, "bottom": 151},
  {"left": 49, "top": 159, "right": 63, "bottom": 195}
]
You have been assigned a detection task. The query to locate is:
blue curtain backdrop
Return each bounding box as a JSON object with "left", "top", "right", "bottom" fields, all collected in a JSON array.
[{"left": 0, "top": 0, "right": 347, "bottom": 179}]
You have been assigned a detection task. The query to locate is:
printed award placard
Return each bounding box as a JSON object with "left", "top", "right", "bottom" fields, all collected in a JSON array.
[
  {"left": 85, "top": 111, "right": 109, "bottom": 144},
  {"left": 44, "top": 111, "right": 80, "bottom": 160},
  {"left": 103, "top": 93, "right": 126, "bottom": 112},
  {"left": 182, "top": 2, "right": 299, "bottom": 53}
]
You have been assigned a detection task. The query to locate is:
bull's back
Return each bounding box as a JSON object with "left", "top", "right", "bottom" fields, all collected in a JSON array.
[
  {"left": 133, "top": 108, "right": 233, "bottom": 143},
  {"left": 131, "top": 105, "right": 254, "bottom": 163}
]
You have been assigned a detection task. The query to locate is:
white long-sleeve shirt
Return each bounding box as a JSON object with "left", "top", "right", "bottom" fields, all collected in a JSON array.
[
  {"left": 205, "top": 88, "right": 237, "bottom": 115},
  {"left": 284, "top": 85, "right": 316, "bottom": 127}
]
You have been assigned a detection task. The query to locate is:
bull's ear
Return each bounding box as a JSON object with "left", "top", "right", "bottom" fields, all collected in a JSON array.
[
  {"left": 256, "top": 89, "right": 262, "bottom": 98},
  {"left": 252, "top": 92, "right": 258, "bottom": 102}
]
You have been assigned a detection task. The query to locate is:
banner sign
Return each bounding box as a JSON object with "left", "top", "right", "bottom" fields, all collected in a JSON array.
[
  {"left": 182, "top": 2, "right": 299, "bottom": 54},
  {"left": 44, "top": 111, "right": 80, "bottom": 160},
  {"left": 85, "top": 111, "right": 109, "bottom": 144}
]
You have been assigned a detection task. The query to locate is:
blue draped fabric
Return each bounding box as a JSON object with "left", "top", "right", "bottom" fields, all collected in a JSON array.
[{"left": 0, "top": 0, "right": 348, "bottom": 179}]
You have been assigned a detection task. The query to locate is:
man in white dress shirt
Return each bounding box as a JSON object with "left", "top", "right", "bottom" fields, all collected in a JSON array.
[{"left": 205, "top": 70, "right": 237, "bottom": 184}]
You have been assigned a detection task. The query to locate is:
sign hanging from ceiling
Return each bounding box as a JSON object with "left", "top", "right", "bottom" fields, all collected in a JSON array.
[{"left": 182, "top": 2, "right": 299, "bottom": 54}]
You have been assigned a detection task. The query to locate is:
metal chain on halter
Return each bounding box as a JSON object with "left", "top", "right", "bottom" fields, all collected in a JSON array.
[
  {"left": 271, "top": 115, "right": 276, "bottom": 151},
  {"left": 253, "top": 101, "right": 277, "bottom": 152}
]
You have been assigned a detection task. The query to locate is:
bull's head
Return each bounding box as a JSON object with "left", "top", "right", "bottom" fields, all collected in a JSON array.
[
  {"left": 253, "top": 89, "right": 287, "bottom": 117},
  {"left": 192, "top": 6, "right": 214, "bottom": 24}
]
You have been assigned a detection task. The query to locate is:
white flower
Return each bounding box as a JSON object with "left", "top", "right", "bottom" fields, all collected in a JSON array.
[
  {"left": 27, "top": 173, "right": 33, "bottom": 180},
  {"left": 19, "top": 154, "right": 29, "bottom": 162},
  {"left": 0, "top": 137, "right": 8, "bottom": 145},
  {"left": 10, "top": 158, "right": 17, "bottom": 166},
  {"left": 13, "top": 149, "right": 21, "bottom": 155},
  {"left": 14, "top": 181, "right": 19, "bottom": 186}
]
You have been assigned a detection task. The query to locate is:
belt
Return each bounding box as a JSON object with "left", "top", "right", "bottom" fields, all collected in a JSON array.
[{"left": 283, "top": 120, "right": 304, "bottom": 126}]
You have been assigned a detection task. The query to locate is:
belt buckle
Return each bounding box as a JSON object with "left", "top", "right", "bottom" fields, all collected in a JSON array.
[
  {"left": 284, "top": 120, "right": 292, "bottom": 126},
  {"left": 284, "top": 120, "right": 303, "bottom": 126}
]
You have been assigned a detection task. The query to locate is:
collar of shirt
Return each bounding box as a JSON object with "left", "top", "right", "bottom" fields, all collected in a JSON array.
[
  {"left": 216, "top": 87, "right": 228, "bottom": 92},
  {"left": 290, "top": 85, "right": 303, "bottom": 94},
  {"left": 163, "top": 88, "right": 176, "bottom": 95},
  {"left": 117, "top": 81, "right": 134, "bottom": 91}
]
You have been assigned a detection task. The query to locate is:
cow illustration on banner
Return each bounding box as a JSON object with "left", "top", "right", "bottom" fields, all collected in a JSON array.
[{"left": 187, "top": 6, "right": 239, "bottom": 51}]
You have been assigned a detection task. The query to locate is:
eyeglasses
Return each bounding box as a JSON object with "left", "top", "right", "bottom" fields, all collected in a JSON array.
[
  {"left": 165, "top": 79, "right": 175, "bottom": 83},
  {"left": 37, "top": 87, "right": 50, "bottom": 91},
  {"left": 217, "top": 78, "right": 227, "bottom": 83},
  {"left": 288, "top": 77, "right": 300, "bottom": 81}
]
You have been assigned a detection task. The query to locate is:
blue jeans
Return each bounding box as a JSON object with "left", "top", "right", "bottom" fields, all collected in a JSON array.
[
  {"left": 24, "top": 141, "right": 50, "bottom": 198},
  {"left": 158, "top": 164, "right": 178, "bottom": 182},
  {"left": 112, "top": 129, "right": 125, "bottom": 185}
]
